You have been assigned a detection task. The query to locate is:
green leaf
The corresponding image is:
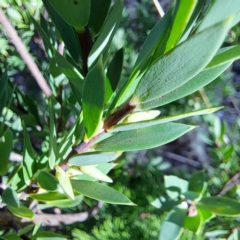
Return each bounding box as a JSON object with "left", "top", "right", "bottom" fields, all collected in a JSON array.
[
  {"left": 88, "top": 0, "right": 111, "bottom": 36},
  {"left": 49, "top": 99, "right": 57, "bottom": 169},
  {"left": 2, "top": 188, "right": 20, "bottom": 208},
  {"left": 8, "top": 205, "right": 34, "bottom": 219},
  {"left": 206, "top": 45, "right": 240, "bottom": 69},
  {"left": 111, "top": 107, "right": 222, "bottom": 132},
  {"left": 165, "top": 0, "right": 197, "bottom": 51},
  {"left": 0, "top": 70, "right": 8, "bottom": 100},
  {"left": 55, "top": 166, "right": 75, "bottom": 200},
  {"left": 82, "top": 57, "right": 105, "bottom": 139},
  {"left": 132, "top": 19, "right": 232, "bottom": 104},
  {"left": 45, "top": 195, "right": 82, "bottom": 208},
  {"left": 105, "top": 48, "right": 124, "bottom": 103},
  {"left": 197, "top": 0, "right": 240, "bottom": 32},
  {"left": 0, "top": 128, "right": 13, "bottom": 176},
  {"left": 36, "top": 232, "right": 67, "bottom": 240},
  {"left": 71, "top": 180, "right": 135, "bottom": 205},
  {"left": 30, "top": 192, "right": 69, "bottom": 202},
  {"left": 94, "top": 122, "right": 195, "bottom": 152},
  {"left": 37, "top": 171, "right": 58, "bottom": 191},
  {"left": 32, "top": 223, "right": 42, "bottom": 240},
  {"left": 140, "top": 62, "right": 232, "bottom": 110},
  {"left": 197, "top": 197, "right": 240, "bottom": 216},
  {"left": 42, "top": 0, "right": 81, "bottom": 62},
  {"left": 47, "top": 0, "right": 91, "bottom": 32},
  {"left": 159, "top": 205, "right": 188, "bottom": 240},
  {"left": 22, "top": 123, "right": 36, "bottom": 185},
  {"left": 184, "top": 212, "right": 202, "bottom": 233},
  {"left": 54, "top": 51, "right": 83, "bottom": 104},
  {"left": 188, "top": 171, "right": 207, "bottom": 197},
  {"left": 205, "top": 230, "right": 230, "bottom": 239},
  {"left": 88, "top": 0, "right": 123, "bottom": 67},
  {"left": 164, "top": 175, "right": 188, "bottom": 199},
  {"left": 69, "top": 151, "right": 121, "bottom": 166},
  {"left": 198, "top": 208, "right": 215, "bottom": 222}
]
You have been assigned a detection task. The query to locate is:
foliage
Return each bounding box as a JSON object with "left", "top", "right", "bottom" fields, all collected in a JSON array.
[{"left": 0, "top": 0, "right": 240, "bottom": 239}]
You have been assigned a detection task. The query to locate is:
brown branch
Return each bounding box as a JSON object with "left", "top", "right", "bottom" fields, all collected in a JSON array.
[{"left": 0, "top": 8, "right": 52, "bottom": 97}]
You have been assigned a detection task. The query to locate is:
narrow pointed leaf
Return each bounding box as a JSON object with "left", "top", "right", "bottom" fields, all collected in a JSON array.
[
  {"left": 45, "top": 195, "right": 82, "bottom": 208},
  {"left": 49, "top": 99, "right": 57, "bottom": 169},
  {"left": 0, "top": 70, "right": 8, "bottom": 100},
  {"left": 133, "top": 19, "right": 232, "bottom": 104},
  {"left": 55, "top": 166, "right": 75, "bottom": 200},
  {"left": 198, "top": 0, "right": 240, "bottom": 32},
  {"left": 47, "top": 0, "right": 91, "bottom": 32},
  {"left": 69, "top": 151, "right": 121, "bottom": 166},
  {"left": 42, "top": 0, "right": 81, "bottom": 62},
  {"left": 71, "top": 180, "right": 135, "bottom": 205},
  {"left": 197, "top": 197, "right": 240, "bottom": 216},
  {"left": 8, "top": 205, "right": 34, "bottom": 219},
  {"left": 38, "top": 171, "right": 58, "bottom": 191},
  {"left": 22, "top": 123, "right": 36, "bottom": 185},
  {"left": 36, "top": 232, "right": 67, "bottom": 240},
  {"left": 83, "top": 58, "right": 105, "bottom": 139},
  {"left": 140, "top": 62, "right": 232, "bottom": 110},
  {"left": 88, "top": 0, "right": 123, "bottom": 67},
  {"left": 105, "top": 48, "right": 124, "bottom": 103},
  {"left": 111, "top": 107, "right": 222, "bottom": 132},
  {"left": 165, "top": 0, "right": 197, "bottom": 51},
  {"left": 88, "top": 0, "right": 111, "bottom": 36},
  {"left": 30, "top": 192, "right": 69, "bottom": 202},
  {"left": 0, "top": 128, "right": 13, "bottom": 176},
  {"left": 95, "top": 123, "right": 195, "bottom": 152},
  {"left": 2, "top": 188, "right": 20, "bottom": 208}
]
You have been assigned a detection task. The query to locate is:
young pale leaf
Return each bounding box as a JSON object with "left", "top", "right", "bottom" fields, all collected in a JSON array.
[
  {"left": 47, "top": 0, "right": 91, "bottom": 32},
  {"left": 197, "top": 197, "right": 240, "bottom": 216},
  {"left": 88, "top": 0, "right": 123, "bottom": 67},
  {"left": 38, "top": 171, "right": 58, "bottom": 191},
  {"left": 55, "top": 166, "right": 75, "bottom": 200},
  {"left": 140, "top": 62, "right": 232, "bottom": 110},
  {"left": 105, "top": 48, "right": 124, "bottom": 103},
  {"left": 22, "top": 123, "right": 36, "bottom": 185},
  {"left": 30, "top": 192, "right": 69, "bottom": 202},
  {"left": 8, "top": 205, "right": 34, "bottom": 219},
  {"left": 0, "top": 128, "right": 13, "bottom": 176},
  {"left": 188, "top": 171, "right": 207, "bottom": 196},
  {"left": 49, "top": 99, "right": 57, "bottom": 169},
  {"left": 82, "top": 57, "right": 105, "bottom": 139},
  {"left": 88, "top": 0, "right": 111, "bottom": 36},
  {"left": 2, "top": 188, "right": 20, "bottom": 208},
  {"left": 79, "top": 166, "right": 112, "bottom": 183},
  {"left": 132, "top": 19, "right": 232, "bottom": 104},
  {"left": 165, "top": 0, "right": 197, "bottom": 51},
  {"left": 198, "top": 0, "right": 240, "bottom": 32},
  {"left": 159, "top": 205, "right": 188, "bottom": 240},
  {"left": 123, "top": 110, "right": 160, "bottom": 124},
  {"left": 71, "top": 179, "right": 135, "bottom": 205},
  {"left": 42, "top": 0, "right": 81, "bottom": 62},
  {"left": 164, "top": 175, "right": 189, "bottom": 199},
  {"left": 111, "top": 107, "right": 221, "bottom": 132},
  {"left": 94, "top": 123, "right": 195, "bottom": 152}
]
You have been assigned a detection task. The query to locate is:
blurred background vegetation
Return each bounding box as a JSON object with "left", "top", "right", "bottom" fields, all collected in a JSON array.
[{"left": 0, "top": 0, "right": 240, "bottom": 239}]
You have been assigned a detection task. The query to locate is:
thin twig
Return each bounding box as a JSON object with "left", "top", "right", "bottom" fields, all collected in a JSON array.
[
  {"left": 0, "top": 8, "right": 52, "bottom": 97},
  {"left": 153, "top": 0, "right": 165, "bottom": 18},
  {"left": 199, "top": 88, "right": 212, "bottom": 108}
]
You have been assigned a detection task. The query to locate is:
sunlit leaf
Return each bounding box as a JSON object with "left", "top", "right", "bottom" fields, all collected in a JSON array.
[
  {"left": 132, "top": 19, "right": 232, "bottom": 104},
  {"left": 95, "top": 123, "right": 195, "bottom": 152},
  {"left": 71, "top": 180, "right": 135, "bottom": 205},
  {"left": 36, "top": 232, "right": 67, "bottom": 240},
  {"left": 184, "top": 211, "right": 202, "bottom": 233},
  {"left": 8, "top": 205, "right": 34, "bottom": 219},
  {"left": 197, "top": 197, "right": 240, "bottom": 216},
  {"left": 2, "top": 188, "right": 20, "bottom": 208},
  {"left": 82, "top": 57, "right": 105, "bottom": 139},
  {"left": 30, "top": 192, "right": 69, "bottom": 202},
  {"left": 47, "top": 0, "right": 91, "bottom": 32}
]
